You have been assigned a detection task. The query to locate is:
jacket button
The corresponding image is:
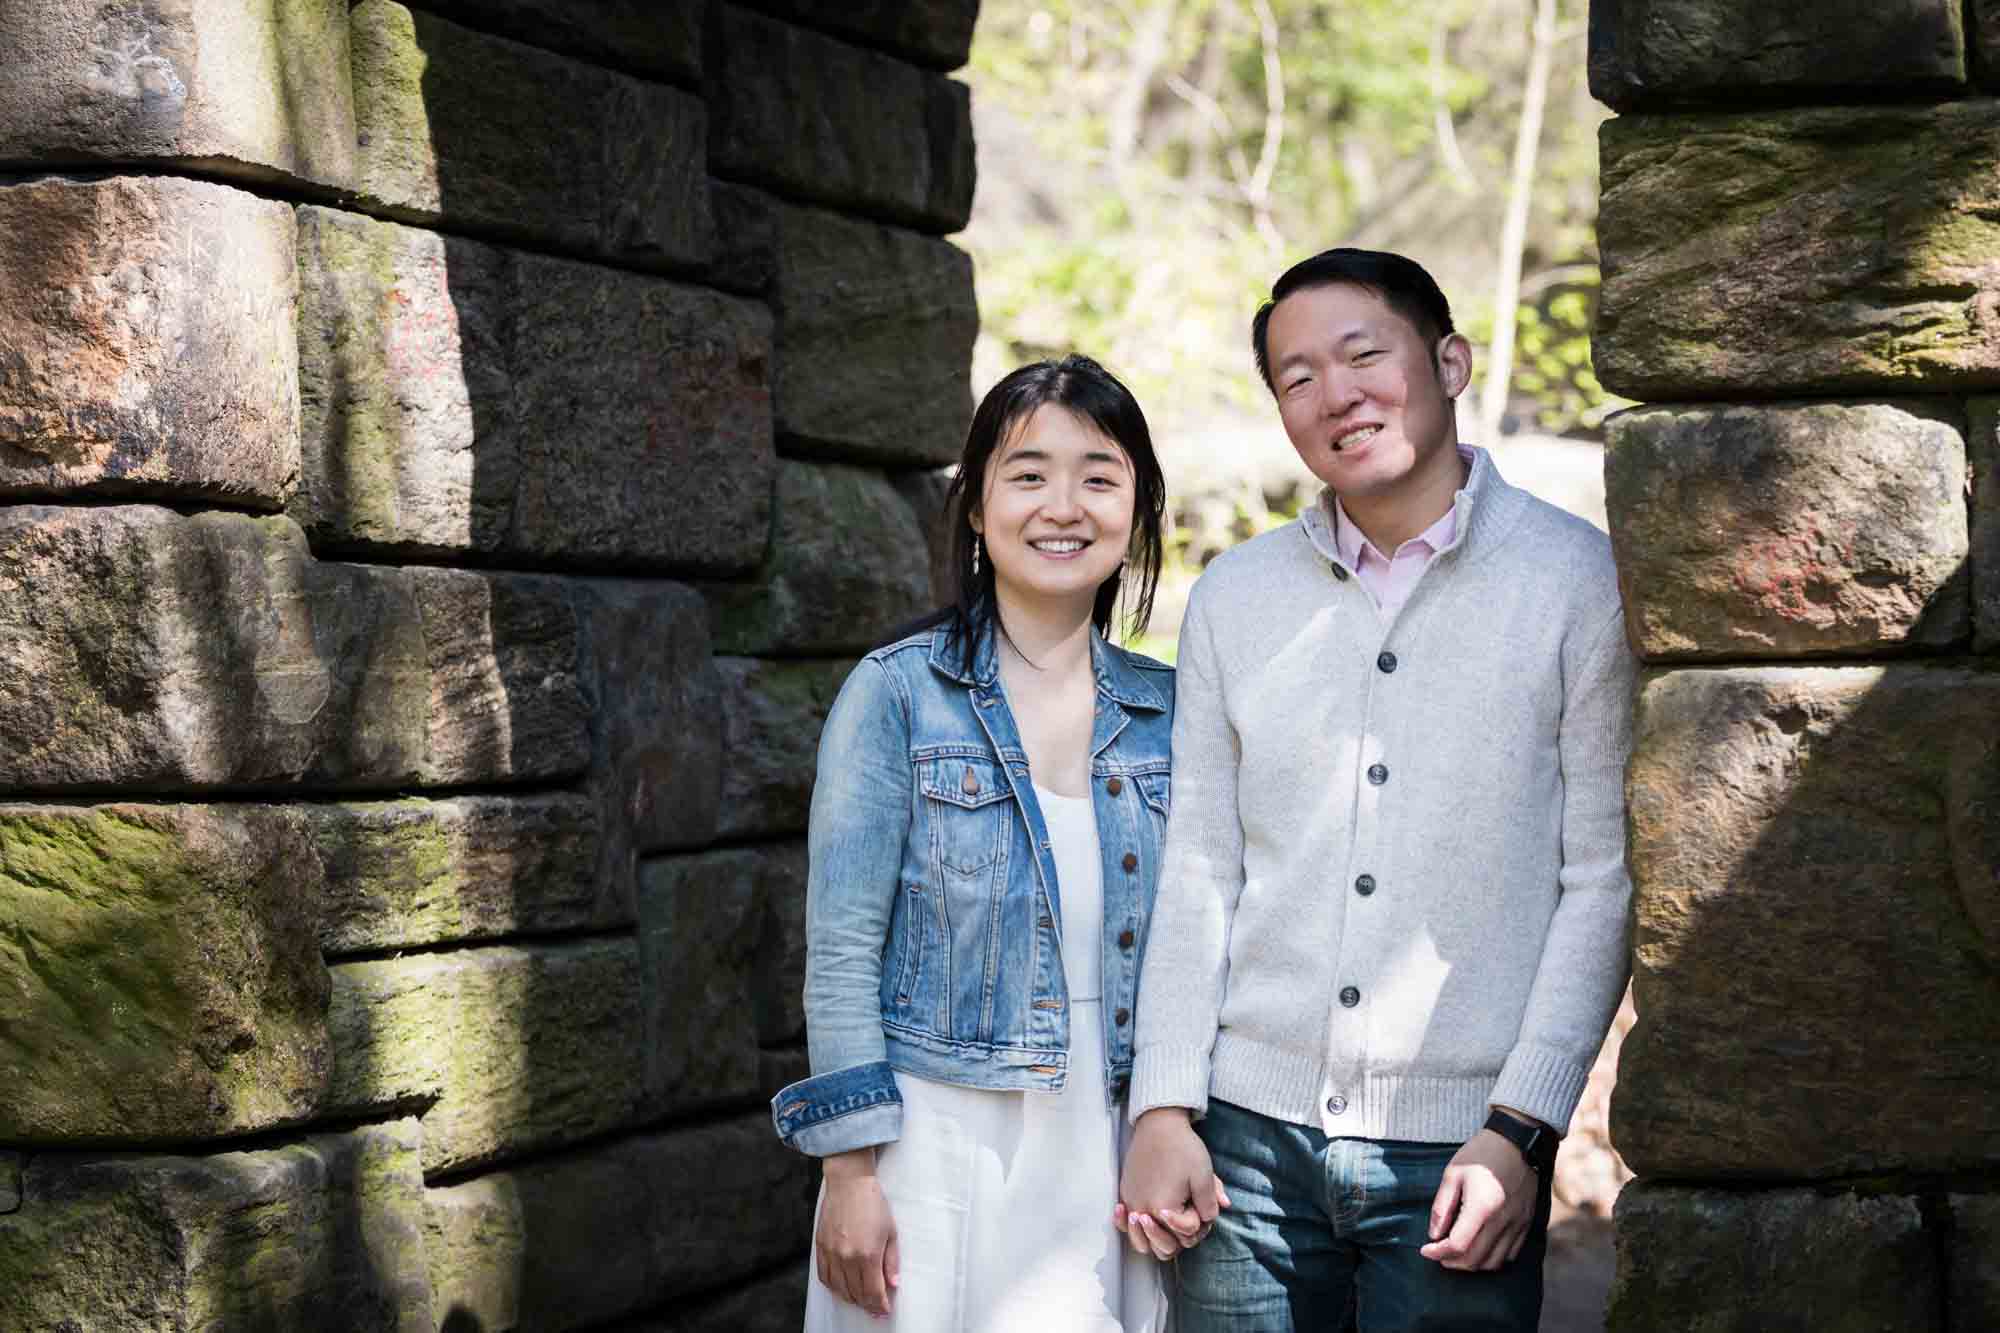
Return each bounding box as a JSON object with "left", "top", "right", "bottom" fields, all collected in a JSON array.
[
  {"left": 962, "top": 769, "right": 980, "bottom": 795},
  {"left": 1355, "top": 874, "right": 1375, "bottom": 896},
  {"left": 1106, "top": 776, "right": 1124, "bottom": 795},
  {"left": 1118, "top": 929, "right": 1136, "bottom": 949},
  {"left": 1111, "top": 1076, "right": 1129, "bottom": 1097},
  {"left": 1377, "top": 651, "right": 1398, "bottom": 674},
  {"left": 1366, "top": 763, "right": 1389, "bottom": 786},
  {"left": 1114, "top": 1008, "right": 1130, "bottom": 1026},
  {"left": 1039, "top": 916, "right": 1054, "bottom": 929},
  {"left": 1339, "top": 985, "right": 1361, "bottom": 1008},
  {"left": 1121, "top": 852, "right": 1138, "bottom": 873}
]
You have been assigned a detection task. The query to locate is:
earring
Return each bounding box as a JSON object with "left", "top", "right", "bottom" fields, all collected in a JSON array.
[{"left": 972, "top": 536, "right": 982, "bottom": 576}]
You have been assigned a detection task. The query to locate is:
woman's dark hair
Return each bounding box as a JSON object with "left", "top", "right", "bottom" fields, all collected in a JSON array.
[
  {"left": 1250, "top": 248, "right": 1456, "bottom": 392},
  {"left": 928, "top": 354, "right": 1167, "bottom": 665}
]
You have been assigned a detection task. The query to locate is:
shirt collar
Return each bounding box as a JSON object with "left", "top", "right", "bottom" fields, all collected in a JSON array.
[{"left": 1325, "top": 444, "right": 1476, "bottom": 567}]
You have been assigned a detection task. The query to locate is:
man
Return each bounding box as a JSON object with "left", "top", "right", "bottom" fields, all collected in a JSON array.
[{"left": 1118, "top": 248, "right": 1633, "bottom": 1329}]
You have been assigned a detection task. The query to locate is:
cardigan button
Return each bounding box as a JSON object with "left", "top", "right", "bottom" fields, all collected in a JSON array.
[
  {"left": 1366, "top": 763, "right": 1389, "bottom": 786},
  {"left": 1121, "top": 852, "right": 1138, "bottom": 873},
  {"left": 1355, "top": 874, "right": 1376, "bottom": 897},
  {"left": 1377, "top": 651, "right": 1398, "bottom": 674},
  {"left": 1106, "top": 776, "right": 1124, "bottom": 796},
  {"left": 1329, "top": 562, "right": 1350, "bottom": 582},
  {"left": 1339, "top": 985, "right": 1361, "bottom": 1008}
]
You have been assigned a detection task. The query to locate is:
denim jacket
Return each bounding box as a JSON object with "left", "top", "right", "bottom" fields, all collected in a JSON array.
[{"left": 771, "top": 622, "right": 1175, "bottom": 1157}]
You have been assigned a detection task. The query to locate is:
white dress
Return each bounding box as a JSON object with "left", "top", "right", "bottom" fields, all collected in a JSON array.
[{"left": 805, "top": 785, "right": 1170, "bottom": 1332}]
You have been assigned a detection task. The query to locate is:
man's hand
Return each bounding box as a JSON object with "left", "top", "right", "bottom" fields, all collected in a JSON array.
[
  {"left": 1419, "top": 1126, "right": 1539, "bottom": 1271},
  {"left": 1117, "top": 1108, "right": 1229, "bottom": 1259},
  {"left": 816, "top": 1149, "right": 899, "bottom": 1316}
]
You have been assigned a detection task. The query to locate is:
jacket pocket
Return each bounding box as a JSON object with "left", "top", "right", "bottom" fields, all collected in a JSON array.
[{"left": 917, "top": 754, "right": 1014, "bottom": 874}]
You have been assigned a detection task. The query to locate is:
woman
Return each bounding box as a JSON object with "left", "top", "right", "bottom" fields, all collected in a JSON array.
[{"left": 772, "top": 355, "right": 1196, "bottom": 1329}]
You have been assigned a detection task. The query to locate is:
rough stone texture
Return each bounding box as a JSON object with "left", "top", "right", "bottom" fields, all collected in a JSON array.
[
  {"left": 760, "top": 1046, "right": 810, "bottom": 1103},
  {"left": 1951, "top": 1193, "right": 2000, "bottom": 1330},
  {"left": 770, "top": 199, "right": 976, "bottom": 463},
  {"left": 0, "top": 0, "right": 356, "bottom": 187},
  {"left": 406, "top": 0, "right": 703, "bottom": 84},
  {"left": 1607, "top": 1184, "right": 1940, "bottom": 1331},
  {"left": 576, "top": 584, "right": 723, "bottom": 929},
  {"left": 424, "top": 1117, "right": 813, "bottom": 1331},
  {"left": 716, "top": 658, "right": 857, "bottom": 839},
  {"left": 293, "top": 206, "right": 774, "bottom": 572},
  {"left": 0, "top": 1119, "right": 432, "bottom": 1332},
  {"left": 1606, "top": 401, "right": 1971, "bottom": 659},
  {"left": 0, "top": 1153, "right": 18, "bottom": 1213},
  {"left": 1981, "top": 2, "right": 2000, "bottom": 88},
  {"left": 0, "top": 804, "right": 328, "bottom": 1143},
  {"left": 0, "top": 175, "right": 299, "bottom": 508},
  {"left": 1598, "top": 102, "right": 2000, "bottom": 400},
  {"left": 706, "top": 462, "right": 934, "bottom": 654},
  {"left": 326, "top": 941, "right": 644, "bottom": 1176},
  {"left": 1617, "top": 667, "right": 2000, "bottom": 1179},
  {"left": 350, "top": 1, "right": 711, "bottom": 267},
  {"left": 1970, "top": 399, "right": 2000, "bottom": 652},
  {"left": 892, "top": 466, "right": 962, "bottom": 608},
  {"left": 710, "top": 6, "right": 974, "bottom": 233},
  {"left": 1588, "top": 0, "right": 1966, "bottom": 111},
  {"left": 745, "top": 0, "right": 978, "bottom": 69},
  {"left": 605, "top": 1268, "right": 810, "bottom": 1333},
  {"left": 638, "top": 843, "right": 806, "bottom": 1112},
  {"left": 0, "top": 507, "right": 589, "bottom": 791},
  {"left": 308, "top": 795, "right": 605, "bottom": 955},
  {"left": 707, "top": 181, "right": 779, "bottom": 295}
]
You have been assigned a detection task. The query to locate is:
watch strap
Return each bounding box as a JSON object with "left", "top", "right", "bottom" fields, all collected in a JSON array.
[{"left": 1483, "top": 1109, "right": 1556, "bottom": 1174}]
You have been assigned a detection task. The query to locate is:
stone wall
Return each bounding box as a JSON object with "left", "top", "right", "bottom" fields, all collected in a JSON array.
[
  {"left": 1591, "top": 3, "right": 1999, "bottom": 1328},
  {"left": 0, "top": 2, "right": 977, "bottom": 1327}
]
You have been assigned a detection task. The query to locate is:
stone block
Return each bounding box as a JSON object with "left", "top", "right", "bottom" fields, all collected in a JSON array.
[
  {"left": 708, "top": 181, "right": 779, "bottom": 295},
  {"left": 770, "top": 200, "right": 976, "bottom": 464},
  {"left": 0, "top": 0, "right": 356, "bottom": 187},
  {"left": 576, "top": 583, "right": 722, "bottom": 926},
  {"left": 638, "top": 843, "right": 806, "bottom": 1111},
  {"left": 0, "top": 175, "right": 298, "bottom": 508},
  {"left": 0, "top": 507, "right": 589, "bottom": 791},
  {"left": 308, "top": 795, "right": 606, "bottom": 955},
  {"left": 1598, "top": 103, "right": 2000, "bottom": 400},
  {"left": 1970, "top": 399, "right": 2000, "bottom": 652},
  {"left": 1982, "top": 2, "right": 2000, "bottom": 88},
  {"left": 0, "top": 1152, "right": 21, "bottom": 1213},
  {"left": 892, "top": 466, "right": 962, "bottom": 608},
  {"left": 1951, "top": 1194, "right": 2000, "bottom": 1331},
  {"left": 423, "top": 1117, "right": 813, "bottom": 1329},
  {"left": 1588, "top": 0, "right": 1965, "bottom": 111},
  {"left": 1616, "top": 667, "right": 2000, "bottom": 1179},
  {"left": 351, "top": 1, "right": 711, "bottom": 268},
  {"left": 605, "top": 1268, "right": 810, "bottom": 1332},
  {"left": 410, "top": 0, "right": 703, "bottom": 84},
  {"left": 1606, "top": 401, "right": 1970, "bottom": 659},
  {"left": 0, "top": 804, "right": 328, "bottom": 1142},
  {"left": 709, "top": 7, "right": 974, "bottom": 233},
  {"left": 0, "top": 1120, "right": 432, "bottom": 1332},
  {"left": 716, "top": 658, "right": 857, "bottom": 839},
  {"left": 760, "top": 1046, "right": 810, "bottom": 1103},
  {"left": 293, "top": 206, "right": 774, "bottom": 572},
  {"left": 326, "top": 940, "right": 645, "bottom": 1175},
  {"left": 1607, "top": 1184, "right": 1939, "bottom": 1331},
  {"left": 705, "top": 462, "right": 934, "bottom": 654},
  {"left": 744, "top": 0, "right": 980, "bottom": 69}
]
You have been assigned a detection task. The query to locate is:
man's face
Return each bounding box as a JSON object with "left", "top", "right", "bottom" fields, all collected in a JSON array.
[{"left": 1264, "top": 282, "right": 1468, "bottom": 500}]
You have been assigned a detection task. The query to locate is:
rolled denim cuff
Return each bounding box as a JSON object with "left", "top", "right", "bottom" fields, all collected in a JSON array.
[{"left": 771, "top": 1060, "right": 904, "bottom": 1156}]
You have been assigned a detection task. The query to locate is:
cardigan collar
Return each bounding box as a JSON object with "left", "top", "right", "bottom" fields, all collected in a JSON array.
[{"left": 1297, "top": 443, "right": 1530, "bottom": 573}]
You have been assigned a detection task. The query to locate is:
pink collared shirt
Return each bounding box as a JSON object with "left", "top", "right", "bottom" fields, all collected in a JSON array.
[{"left": 1330, "top": 447, "right": 1474, "bottom": 623}]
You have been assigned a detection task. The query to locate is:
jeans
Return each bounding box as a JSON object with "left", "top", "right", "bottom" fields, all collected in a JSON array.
[{"left": 1174, "top": 1099, "right": 1551, "bottom": 1331}]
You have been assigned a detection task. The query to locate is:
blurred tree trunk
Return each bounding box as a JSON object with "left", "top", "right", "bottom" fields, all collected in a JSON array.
[{"left": 1477, "top": 0, "right": 1557, "bottom": 442}]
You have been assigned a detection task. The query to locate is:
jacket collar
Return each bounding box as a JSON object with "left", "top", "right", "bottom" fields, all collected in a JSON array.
[{"left": 927, "top": 618, "right": 1169, "bottom": 714}]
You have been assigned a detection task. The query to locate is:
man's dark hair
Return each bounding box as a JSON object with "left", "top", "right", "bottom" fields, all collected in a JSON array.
[{"left": 1251, "top": 248, "right": 1456, "bottom": 391}]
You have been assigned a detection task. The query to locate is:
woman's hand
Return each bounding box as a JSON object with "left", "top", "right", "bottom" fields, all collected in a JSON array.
[{"left": 817, "top": 1149, "right": 900, "bottom": 1317}]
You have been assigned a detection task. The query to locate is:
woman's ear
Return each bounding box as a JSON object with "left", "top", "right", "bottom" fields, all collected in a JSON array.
[
  {"left": 1435, "top": 333, "right": 1474, "bottom": 400},
  {"left": 968, "top": 508, "right": 983, "bottom": 536}
]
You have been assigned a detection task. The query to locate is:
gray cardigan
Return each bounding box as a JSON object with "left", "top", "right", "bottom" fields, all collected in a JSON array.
[{"left": 1130, "top": 448, "right": 1634, "bottom": 1143}]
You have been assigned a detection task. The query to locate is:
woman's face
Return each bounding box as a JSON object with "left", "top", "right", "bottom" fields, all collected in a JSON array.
[{"left": 972, "top": 403, "right": 1136, "bottom": 618}]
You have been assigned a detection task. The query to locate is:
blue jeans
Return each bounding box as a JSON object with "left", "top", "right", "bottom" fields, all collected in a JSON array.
[{"left": 1174, "top": 1099, "right": 1551, "bottom": 1331}]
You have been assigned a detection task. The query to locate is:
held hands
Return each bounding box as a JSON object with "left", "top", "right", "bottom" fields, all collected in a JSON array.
[
  {"left": 817, "top": 1149, "right": 900, "bottom": 1317},
  {"left": 1419, "top": 1124, "right": 1541, "bottom": 1271},
  {"left": 1114, "top": 1108, "right": 1231, "bottom": 1260}
]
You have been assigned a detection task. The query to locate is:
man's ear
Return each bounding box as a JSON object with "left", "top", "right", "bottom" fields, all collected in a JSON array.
[{"left": 1435, "top": 334, "right": 1474, "bottom": 400}]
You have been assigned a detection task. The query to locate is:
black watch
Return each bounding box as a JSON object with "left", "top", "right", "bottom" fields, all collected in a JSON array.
[{"left": 1483, "top": 1109, "right": 1557, "bottom": 1175}]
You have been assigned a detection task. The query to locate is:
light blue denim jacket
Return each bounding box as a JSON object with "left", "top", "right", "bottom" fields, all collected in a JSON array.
[{"left": 771, "top": 621, "right": 1175, "bottom": 1157}]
